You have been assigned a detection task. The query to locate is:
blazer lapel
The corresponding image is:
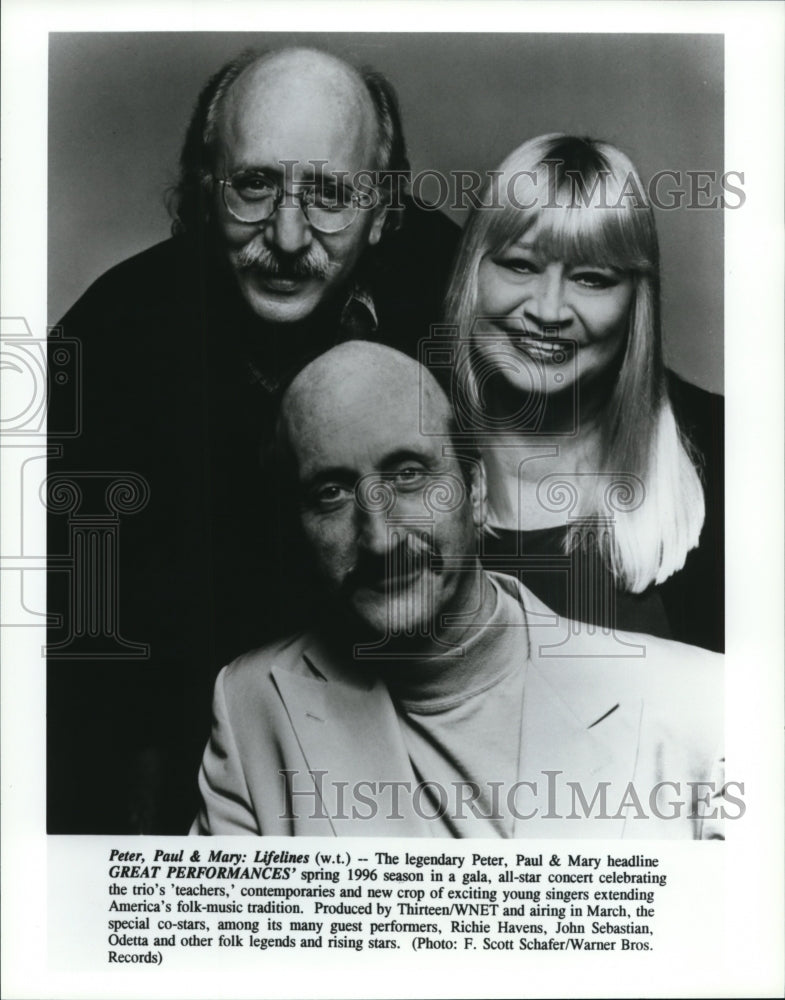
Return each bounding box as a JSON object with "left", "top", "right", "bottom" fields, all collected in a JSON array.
[
  {"left": 270, "top": 578, "right": 648, "bottom": 839},
  {"left": 514, "top": 638, "right": 644, "bottom": 839},
  {"left": 271, "top": 637, "right": 429, "bottom": 837}
]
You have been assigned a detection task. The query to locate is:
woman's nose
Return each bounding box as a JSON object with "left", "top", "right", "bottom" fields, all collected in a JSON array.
[{"left": 523, "top": 267, "right": 570, "bottom": 330}]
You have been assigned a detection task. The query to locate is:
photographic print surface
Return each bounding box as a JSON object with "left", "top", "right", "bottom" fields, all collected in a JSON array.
[
  {"left": 46, "top": 30, "right": 725, "bottom": 838},
  {"left": 2, "top": 4, "right": 783, "bottom": 999}
]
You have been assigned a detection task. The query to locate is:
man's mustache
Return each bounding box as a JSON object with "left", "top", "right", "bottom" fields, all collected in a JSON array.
[
  {"left": 231, "top": 238, "right": 332, "bottom": 280},
  {"left": 344, "top": 534, "right": 442, "bottom": 592}
]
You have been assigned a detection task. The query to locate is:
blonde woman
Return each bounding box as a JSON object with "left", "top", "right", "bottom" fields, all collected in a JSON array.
[{"left": 444, "top": 135, "right": 723, "bottom": 651}]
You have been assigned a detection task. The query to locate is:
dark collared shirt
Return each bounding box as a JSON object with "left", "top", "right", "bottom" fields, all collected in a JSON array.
[{"left": 244, "top": 284, "right": 378, "bottom": 394}]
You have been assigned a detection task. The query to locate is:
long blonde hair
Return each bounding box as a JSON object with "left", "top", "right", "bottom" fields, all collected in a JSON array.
[{"left": 444, "top": 135, "right": 705, "bottom": 592}]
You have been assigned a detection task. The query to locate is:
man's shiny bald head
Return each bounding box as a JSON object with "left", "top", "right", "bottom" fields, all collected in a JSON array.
[
  {"left": 215, "top": 49, "right": 380, "bottom": 172},
  {"left": 280, "top": 341, "right": 454, "bottom": 459}
]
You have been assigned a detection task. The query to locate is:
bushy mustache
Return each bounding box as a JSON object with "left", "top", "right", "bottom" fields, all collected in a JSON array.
[
  {"left": 231, "top": 237, "right": 332, "bottom": 281},
  {"left": 344, "top": 533, "right": 442, "bottom": 592}
]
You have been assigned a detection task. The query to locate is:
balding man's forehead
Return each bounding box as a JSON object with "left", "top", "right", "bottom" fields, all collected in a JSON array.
[
  {"left": 284, "top": 343, "right": 451, "bottom": 421},
  {"left": 215, "top": 51, "right": 379, "bottom": 177},
  {"left": 223, "top": 49, "right": 374, "bottom": 125},
  {"left": 279, "top": 343, "right": 456, "bottom": 472},
  {"left": 241, "top": 48, "right": 367, "bottom": 85},
  {"left": 419, "top": 374, "right": 454, "bottom": 428}
]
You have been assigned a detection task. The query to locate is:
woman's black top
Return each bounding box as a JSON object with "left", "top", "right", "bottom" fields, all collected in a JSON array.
[{"left": 479, "top": 373, "right": 724, "bottom": 652}]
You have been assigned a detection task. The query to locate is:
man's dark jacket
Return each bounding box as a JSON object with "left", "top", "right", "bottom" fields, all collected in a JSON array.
[{"left": 47, "top": 202, "right": 459, "bottom": 834}]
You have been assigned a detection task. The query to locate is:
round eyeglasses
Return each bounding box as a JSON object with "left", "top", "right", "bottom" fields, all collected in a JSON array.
[{"left": 216, "top": 171, "right": 364, "bottom": 234}]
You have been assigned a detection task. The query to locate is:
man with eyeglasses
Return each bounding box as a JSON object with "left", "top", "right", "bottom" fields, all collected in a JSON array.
[
  {"left": 47, "top": 47, "right": 458, "bottom": 835},
  {"left": 207, "top": 50, "right": 390, "bottom": 331}
]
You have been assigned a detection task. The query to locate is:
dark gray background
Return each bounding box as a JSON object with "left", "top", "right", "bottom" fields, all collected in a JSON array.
[{"left": 48, "top": 32, "right": 724, "bottom": 393}]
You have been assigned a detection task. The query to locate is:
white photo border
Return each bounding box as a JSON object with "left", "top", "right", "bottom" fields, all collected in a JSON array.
[{"left": 1, "top": 2, "right": 783, "bottom": 998}]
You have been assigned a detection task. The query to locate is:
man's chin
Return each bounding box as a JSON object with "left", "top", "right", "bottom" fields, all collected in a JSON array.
[
  {"left": 239, "top": 275, "right": 324, "bottom": 325},
  {"left": 346, "top": 592, "right": 437, "bottom": 646}
]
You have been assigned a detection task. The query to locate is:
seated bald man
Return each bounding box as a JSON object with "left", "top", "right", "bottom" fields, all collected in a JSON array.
[{"left": 191, "top": 343, "right": 727, "bottom": 839}]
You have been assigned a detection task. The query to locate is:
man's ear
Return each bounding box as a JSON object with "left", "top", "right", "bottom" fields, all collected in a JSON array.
[
  {"left": 469, "top": 458, "right": 488, "bottom": 530},
  {"left": 367, "top": 204, "right": 389, "bottom": 246}
]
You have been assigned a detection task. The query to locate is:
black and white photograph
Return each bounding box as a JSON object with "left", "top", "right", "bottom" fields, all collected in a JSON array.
[
  {"left": 46, "top": 29, "right": 727, "bottom": 838},
  {"left": 1, "top": 2, "right": 783, "bottom": 998}
]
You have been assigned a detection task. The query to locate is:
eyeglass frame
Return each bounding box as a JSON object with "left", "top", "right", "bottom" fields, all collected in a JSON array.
[{"left": 214, "top": 170, "right": 370, "bottom": 234}]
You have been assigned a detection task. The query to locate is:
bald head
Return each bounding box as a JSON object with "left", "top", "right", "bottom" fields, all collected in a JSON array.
[
  {"left": 281, "top": 342, "right": 453, "bottom": 457},
  {"left": 215, "top": 48, "right": 379, "bottom": 175},
  {"left": 235, "top": 46, "right": 369, "bottom": 89}
]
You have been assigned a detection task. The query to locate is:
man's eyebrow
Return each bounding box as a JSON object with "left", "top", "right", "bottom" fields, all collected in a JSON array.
[
  {"left": 300, "top": 465, "right": 357, "bottom": 490},
  {"left": 229, "top": 162, "right": 349, "bottom": 189},
  {"left": 229, "top": 160, "right": 278, "bottom": 174},
  {"left": 300, "top": 450, "right": 440, "bottom": 488},
  {"left": 378, "top": 448, "right": 438, "bottom": 471}
]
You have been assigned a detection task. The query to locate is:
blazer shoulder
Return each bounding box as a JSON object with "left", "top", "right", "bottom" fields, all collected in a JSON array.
[
  {"left": 627, "top": 634, "right": 723, "bottom": 741},
  {"left": 637, "top": 632, "right": 722, "bottom": 675},
  {"left": 222, "top": 631, "right": 312, "bottom": 688}
]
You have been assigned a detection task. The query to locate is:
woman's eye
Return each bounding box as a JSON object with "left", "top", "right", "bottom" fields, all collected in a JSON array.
[
  {"left": 497, "top": 256, "right": 537, "bottom": 275},
  {"left": 572, "top": 270, "right": 617, "bottom": 289}
]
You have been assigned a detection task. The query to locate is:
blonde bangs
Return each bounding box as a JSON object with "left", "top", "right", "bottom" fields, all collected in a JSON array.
[{"left": 485, "top": 156, "right": 658, "bottom": 276}]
